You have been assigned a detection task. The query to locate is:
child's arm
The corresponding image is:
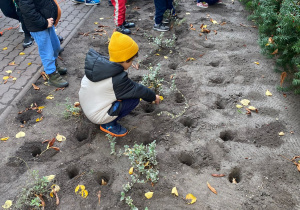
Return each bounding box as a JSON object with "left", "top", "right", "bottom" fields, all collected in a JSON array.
[
  {"left": 18, "top": 0, "right": 49, "bottom": 31},
  {"left": 113, "top": 72, "right": 157, "bottom": 102}
]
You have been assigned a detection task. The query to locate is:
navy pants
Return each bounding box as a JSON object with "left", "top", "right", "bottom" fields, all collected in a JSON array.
[
  {"left": 154, "top": 0, "right": 168, "bottom": 24},
  {"left": 114, "top": 98, "right": 139, "bottom": 122}
]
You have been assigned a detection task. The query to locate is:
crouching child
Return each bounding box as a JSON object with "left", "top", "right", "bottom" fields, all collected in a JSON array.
[{"left": 79, "top": 32, "right": 161, "bottom": 137}]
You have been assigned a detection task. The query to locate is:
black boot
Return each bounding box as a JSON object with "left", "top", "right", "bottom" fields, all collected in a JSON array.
[
  {"left": 55, "top": 62, "right": 67, "bottom": 75},
  {"left": 57, "top": 35, "right": 64, "bottom": 43},
  {"left": 116, "top": 25, "right": 131, "bottom": 35},
  {"left": 123, "top": 21, "right": 135, "bottom": 28},
  {"left": 23, "top": 34, "right": 34, "bottom": 48},
  {"left": 48, "top": 71, "right": 69, "bottom": 87}
]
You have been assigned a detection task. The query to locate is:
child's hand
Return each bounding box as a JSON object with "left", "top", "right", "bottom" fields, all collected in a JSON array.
[
  {"left": 154, "top": 95, "right": 161, "bottom": 105},
  {"left": 47, "top": 18, "right": 54, "bottom": 28}
]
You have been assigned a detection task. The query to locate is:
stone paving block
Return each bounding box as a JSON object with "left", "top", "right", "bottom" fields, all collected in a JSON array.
[
  {"left": 7, "top": 50, "right": 21, "bottom": 61},
  {"left": 10, "top": 75, "right": 29, "bottom": 90},
  {"left": 0, "top": 47, "right": 14, "bottom": 55},
  {"left": 5, "top": 32, "right": 20, "bottom": 42},
  {"left": 66, "top": 23, "right": 76, "bottom": 31},
  {"left": 0, "top": 59, "right": 12, "bottom": 70},
  {"left": 0, "top": 89, "right": 19, "bottom": 105},
  {"left": 59, "top": 31, "right": 71, "bottom": 39},
  {"left": 22, "top": 64, "right": 42, "bottom": 76},
  {"left": 23, "top": 45, "right": 38, "bottom": 55},
  {"left": 14, "top": 55, "right": 27, "bottom": 64},
  {"left": 0, "top": 83, "right": 13, "bottom": 98},
  {"left": 17, "top": 60, "right": 32, "bottom": 70},
  {"left": 3, "top": 66, "right": 17, "bottom": 72}
]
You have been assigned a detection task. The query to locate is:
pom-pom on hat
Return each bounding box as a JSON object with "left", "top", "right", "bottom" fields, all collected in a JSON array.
[{"left": 108, "top": 32, "right": 139, "bottom": 63}]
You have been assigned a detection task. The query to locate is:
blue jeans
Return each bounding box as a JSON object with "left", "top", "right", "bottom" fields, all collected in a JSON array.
[
  {"left": 114, "top": 98, "right": 139, "bottom": 122},
  {"left": 30, "top": 26, "right": 60, "bottom": 75},
  {"left": 154, "top": 0, "right": 168, "bottom": 24}
]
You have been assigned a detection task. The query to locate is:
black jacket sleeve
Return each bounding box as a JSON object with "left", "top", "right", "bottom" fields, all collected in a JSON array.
[
  {"left": 113, "top": 72, "right": 156, "bottom": 102},
  {"left": 18, "top": 0, "right": 48, "bottom": 32}
]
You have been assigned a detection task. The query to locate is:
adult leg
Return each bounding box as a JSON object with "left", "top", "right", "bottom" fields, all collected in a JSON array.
[
  {"left": 154, "top": 0, "right": 167, "bottom": 25},
  {"left": 15, "top": 7, "right": 34, "bottom": 48},
  {"left": 30, "top": 27, "right": 68, "bottom": 87},
  {"left": 111, "top": 0, "right": 131, "bottom": 34}
]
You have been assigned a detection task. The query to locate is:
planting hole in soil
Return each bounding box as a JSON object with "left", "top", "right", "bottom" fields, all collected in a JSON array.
[
  {"left": 168, "top": 62, "right": 178, "bottom": 70},
  {"left": 178, "top": 152, "right": 195, "bottom": 166},
  {"left": 67, "top": 166, "right": 79, "bottom": 179},
  {"left": 215, "top": 98, "right": 226, "bottom": 109},
  {"left": 175, "top": 92, "right": 185, "bottom": 103},
  {"left": 76, "top": 130, "right": 89, "bottom": 142},
  {"left": 179, "top": 116, "right": 194, "bottom": 128},
  {"left": 94, "top": 172, "right": 110, "bottom": 186},
  {"left": 228, "top": 167, "right": 242, "bottom": 183},
  {"left": 209, "top": 76, "right": 224, "bottom": 84},
  {"left": 31, "top": 147, "right": 42, "bottom": 157},
  {"left": 209, "top": 60, "right": 221, "bottom": 67},
  {"left": 141, "top": 103, "right": 156, "bottom": 113},
  {"left": 220, "top": 130, "right": 235, "bottom": 141}
]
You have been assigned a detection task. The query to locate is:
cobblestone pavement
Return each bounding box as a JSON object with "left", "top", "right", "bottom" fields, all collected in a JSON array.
[{"left": 0, "top": 1, "right": 95, "bottom": 124}]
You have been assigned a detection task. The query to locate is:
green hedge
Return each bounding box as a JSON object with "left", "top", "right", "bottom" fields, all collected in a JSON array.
[{"left": 241, "top": 0, "right": 300, "bottom": 92}]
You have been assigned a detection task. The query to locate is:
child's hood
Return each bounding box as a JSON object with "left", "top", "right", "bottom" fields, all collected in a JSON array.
[{"left": 85, "top": 48, "right": 124, "bottom": 82}]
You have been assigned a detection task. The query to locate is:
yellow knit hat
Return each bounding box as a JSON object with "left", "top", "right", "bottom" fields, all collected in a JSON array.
[{"left": 108, "top": 32, "right": 139, "bottom": 63}]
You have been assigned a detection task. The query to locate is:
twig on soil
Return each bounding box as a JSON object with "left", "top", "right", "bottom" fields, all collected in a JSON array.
[
  {"left": 74, "top": 172, "right": 86, "bottom": 180},
  {"left": 98, "top": 191, "right": 101, "bottom": 205}
]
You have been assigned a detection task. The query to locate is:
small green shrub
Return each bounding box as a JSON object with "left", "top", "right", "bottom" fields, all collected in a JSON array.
[
  {"left": 141, "top": 63, "right": 164, "bottom": 94},
  {"left": 15, "top": 170, "right": 54, "bottom": 209},
  {"left": 62, "top": 98, "right": 81, "bottom": 119}
]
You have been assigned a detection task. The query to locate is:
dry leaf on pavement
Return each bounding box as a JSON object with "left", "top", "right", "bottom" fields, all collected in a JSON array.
[
  {"left": 185, "top": 193, "right": 197, "bottom": 204},
  {"left": 207, "top": 182, "right": 217, "bottom": 194},
  {"left": 171, "top": 187, "right": 178, "bottom": 196}
]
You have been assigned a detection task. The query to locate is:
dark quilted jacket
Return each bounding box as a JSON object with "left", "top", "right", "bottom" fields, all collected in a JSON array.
[{"left": 16, "top": 0, "right": 58, "bottom": 32}]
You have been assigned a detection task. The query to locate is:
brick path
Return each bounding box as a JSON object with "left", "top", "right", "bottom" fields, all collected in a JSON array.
[{"left": 0, "top": 1, "right": 95, "bottom": 124}]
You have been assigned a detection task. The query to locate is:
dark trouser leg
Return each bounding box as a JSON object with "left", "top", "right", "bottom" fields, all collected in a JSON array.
[
  {"left": 154, "top": 0, "right": 167, "bottom": 24},
  {"left": 115, "top": 99, "right": 139, "bottom": 121},
  {"left": 16, "top": 8, "right": 30, "bottom": 37}
]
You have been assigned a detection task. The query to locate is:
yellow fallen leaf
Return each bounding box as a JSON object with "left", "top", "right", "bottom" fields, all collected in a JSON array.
[
  {"left": 16, "top": 131, "right": 25, "bottom": 138},
  {"left": 266, "top": 90, "right": 272, "bottom": 96},
  {"left": 236, "top": 104, "right": 243, "bottom": 108},
  {"left": 3, "top": 76, "right": 9, "bottom": 80},
  {"left": 75, "top": 185, "right": 85, "bottom": 193},
  {"left": 155, "top": 53, "right": 160, "bottom": 56},
  {"left": 207, "top": 182, "right": 217, "bottom": 194},
  {"left": 145, "top": 192, "right": 153, "bottom": 199},
  {"left": 129, "top": 167, "right": 134, "bottom": 175},
  {"left": 5, "top": 70, "right": 12, "bottom": 74},
  {"left": 159, "top": 96, "right": 164, "bottom": 101},
  {"left": 248, "top": 106, "right": 256, "bottom": 110},
  {"left": 240, "top": 99, "right": 250, "bottom": 106},
  {"left": 171, "top": 187, "right": 178, "bottom": 196},
  {"left": 28, "top": 62, "right": 32, "bottom": 66},
  {"left": 56, "top": 133, "right": 66, "bottom": 142},
  {"left": 50, "top": 184, "right": 60, "bottom": 197},
  {"left": 164, "top": 56, "right": 168, "bottom": 59},
  {"left": 38, "top": 106, "right": 45, "bottom": 110},
  {"left": 186, "top": 193, "right": 197, "bottom": 204},
  {"left": 13, "top": 77, "right": 17, "bottom": 81},
  {"left": 82, "top": 190, "right": 88, "bottom": 198},
  {"left": 254, "top": 62, "right": 259, "bottom": 65},
  {"left": 202, "top": 25, "right": 207, "bottom": 29},
  {"left": 101, "top": 179, "right": 107, "bottom": 185},
  {"left": 94, "top": 22, "right": 98, "bottom": 24},
  {"left": 3, "top": 47, "right": 8, "bottom": 50},
  {"left": 279, "top": 132, "right": 285, "bottom": 136},
  {"left": 2, "top": 200, "right": 12, "bottom": 209},
  {"left": 99, "top": 18, "right": 104, "bottom": 20},
  {"left": 1, "top": 137, "right": 9, "bottom": 141},
  {"left": 45, "top": 175, "right": 56, "bottom": 181},
  {"left": 19, "top": 52, "right": 25, "bottom": 55},
  {"left": 46, "top": 95, "right": 54, "bottom": 99},
  {"left": 36, "top": 117, "right": 43, "bottom": 122},
  {"left": 186, "top": 12, "right": 190, "bottom": 15}
]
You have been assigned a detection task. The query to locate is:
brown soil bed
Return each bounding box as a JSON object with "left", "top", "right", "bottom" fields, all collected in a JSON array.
[{"left": 1, "top": 0, "right": 300, "bottom": 209}]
